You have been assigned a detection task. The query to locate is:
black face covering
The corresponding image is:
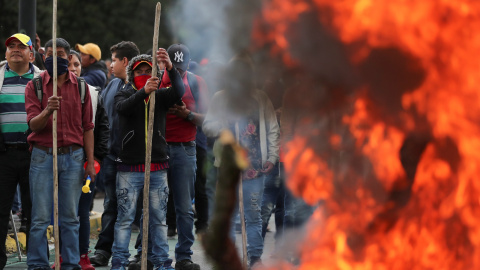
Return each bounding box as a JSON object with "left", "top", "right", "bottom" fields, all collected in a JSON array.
[{"left": 44, "top": 56, "right": 69, "bottom": 76}]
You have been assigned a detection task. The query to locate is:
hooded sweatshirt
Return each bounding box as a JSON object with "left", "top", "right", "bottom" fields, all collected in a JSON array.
[{"left": 114, "top": 54, "right": 185, "bottom": 165}]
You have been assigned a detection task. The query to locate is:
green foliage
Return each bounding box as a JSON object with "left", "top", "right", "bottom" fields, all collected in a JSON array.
[
  {"left": 0, "top": 0, "right": 20, "bottom": 48},
  {"left": 0, "top": 0, "right": 174, "bottom": 60}
]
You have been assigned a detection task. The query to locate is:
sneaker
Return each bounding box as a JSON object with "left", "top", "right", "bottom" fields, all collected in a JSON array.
[
  {"left": 111, "top": 258, "right": 126, "bottom": 270},
  {"left": 167, "top": 227, "right": 176, "bottom": 237},
  {"left": 127, "top": 259, "right": 153, "bottom": 270},
  {"left": 89, "top": 252, "right": 110, "bottom": 266},
  {"left": 127, "top": 253, "right": 141, "bottom": 265},
  {"left": 79, "top": 253, "right": 95, "bottom": 270},
  {"left": 174, "top": 259, "right": 200, "bottom": 270},
  {"left": 155, "top": 259, "right": 174, "bottom": 270}
]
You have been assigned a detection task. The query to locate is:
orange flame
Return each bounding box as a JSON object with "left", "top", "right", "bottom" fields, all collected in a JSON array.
[
  {"left": 284, "top": 136, "right": 334, "bottom": 204},
  {"left": 253, "top": 0, "right": 480, "bottom": 269}
]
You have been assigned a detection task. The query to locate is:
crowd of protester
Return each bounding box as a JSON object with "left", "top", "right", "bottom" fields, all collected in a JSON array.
[{"left": 0, "top": 33, "right": 315, "bottom": 270}]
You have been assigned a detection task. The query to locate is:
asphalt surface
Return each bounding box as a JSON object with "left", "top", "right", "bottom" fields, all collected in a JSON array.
[{"left": 5, "top": 197, "right": 280, "bottom": 270}]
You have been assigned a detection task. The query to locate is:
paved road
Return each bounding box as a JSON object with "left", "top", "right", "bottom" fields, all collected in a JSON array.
[{"left": 5, "top": 197, "right": 280, "bottom": 269}]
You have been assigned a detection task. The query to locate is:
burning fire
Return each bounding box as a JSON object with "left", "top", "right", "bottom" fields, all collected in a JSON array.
[{"left": 253, "top": 0, "right": 480, "bottom": 269}]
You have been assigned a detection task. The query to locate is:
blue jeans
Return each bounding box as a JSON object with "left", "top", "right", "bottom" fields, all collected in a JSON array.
[
  {"left": 205, "top": 149, "right": 217, "bottom": 223},
  {"left": 111, "top": 170, "right": 169, "bottom": 269},
  {"left": 94, "top": 155, "right": 118, "bottom": 258},
  {"left": 260, "top": 163, "right": 284, "bottom": 239},
  {"left": 230, "top": 175, "right": 265, "bottom": 261},
  {"left": 27, "top": 147, "right": 84, "bottom": 270},
  {"left": 167, "top": 143, "right": 196, "bottom": 261},
  {"left": 12, "top": 185, "right": 22, "bottom": 213}
]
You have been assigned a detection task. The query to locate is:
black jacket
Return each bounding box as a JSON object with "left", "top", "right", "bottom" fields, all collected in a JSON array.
[
  {"left": 93, "top": 95, "right": 109, "bottom": 160},
  {"left": 114, "top": 67, "right": 185, "bottom": 165}
]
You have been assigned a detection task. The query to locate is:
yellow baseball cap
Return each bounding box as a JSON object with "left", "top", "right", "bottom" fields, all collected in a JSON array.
[
  {"left": 75, "top": 43, "right": 101, "bottom": 61},
  {"left": 5, "top": 33, "right": 33, "bottom": 50}
]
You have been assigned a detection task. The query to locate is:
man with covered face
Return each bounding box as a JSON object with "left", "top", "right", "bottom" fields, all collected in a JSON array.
[
  {"left": 110, "top": 49, "right": 184, "bottom": 270},
  {"left": 25, "top": 37, "right": 95, "bottom": 270}
]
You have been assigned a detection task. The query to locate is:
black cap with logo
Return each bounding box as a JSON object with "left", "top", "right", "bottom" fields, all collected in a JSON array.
[{"left": 167, "top": 43, "right": 190, "bottom": 71}]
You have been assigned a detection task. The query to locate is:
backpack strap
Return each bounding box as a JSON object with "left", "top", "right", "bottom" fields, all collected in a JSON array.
[
  {"left": 25, "top": 76, "right": 43, "bottom": 137},
  {"left": 186, "top": 71, "right": 199, "bottom": 112},
  {"left": 31, "top": 75, "right": 87, "bottom": 106},
  {"left": 77, "top": 77, "right": 86, "bottom": 104}
]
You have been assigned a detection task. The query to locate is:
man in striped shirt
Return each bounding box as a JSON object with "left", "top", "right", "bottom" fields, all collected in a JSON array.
[{"left": 0, "top": 33, "right": 41, "bottom": 269}]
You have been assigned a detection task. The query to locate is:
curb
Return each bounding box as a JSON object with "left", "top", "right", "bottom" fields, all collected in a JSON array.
[
  {"left": 6, "top": 212, "right": 102, "bottom": 256},
  {"left": 5, "top": 233, "right": 26, "bottom": 254}
]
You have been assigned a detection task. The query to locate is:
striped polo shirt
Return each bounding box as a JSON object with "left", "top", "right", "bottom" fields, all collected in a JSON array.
[{"left": 0, "top": 63, "right": 34, "bottom": 144}]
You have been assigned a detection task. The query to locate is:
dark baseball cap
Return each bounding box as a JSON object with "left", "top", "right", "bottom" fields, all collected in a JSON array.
[{"left": 167, "top": 44, "right": 190, "bottom": 71}]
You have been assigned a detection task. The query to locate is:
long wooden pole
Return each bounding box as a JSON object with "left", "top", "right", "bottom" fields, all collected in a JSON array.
[
  {"left": 201, "top": 131, "right": 245, "bottom": 270},
  {"left": 141, "top": 3, "right": 161, "bottom": 270},
  {"left": 235, "top": 123, "right": 248, "bottom": 268},
  {"left": 52, "top": 0, "right": 60, "bottom": 269}
]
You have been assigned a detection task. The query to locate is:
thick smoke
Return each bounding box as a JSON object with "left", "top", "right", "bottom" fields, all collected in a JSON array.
[{"left": 166, "top": 0, "right": 443, "bottom": 268}]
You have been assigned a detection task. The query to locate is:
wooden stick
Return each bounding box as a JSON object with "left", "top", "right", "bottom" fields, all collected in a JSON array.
[
  {"left": 141, "top": 3, "right": 161, "bottom": 270},
  {"left": 238, "top": 179, "right": 248, "bottom": 268},
  {"left": 235, "top": 123, "right": 248, "bottom": 268},
  {"left": 201, "top": 131, "right": 245, "bottom": 270},
  {"left": 52, "top": 0, "right": 60, "bottom": 269}
]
